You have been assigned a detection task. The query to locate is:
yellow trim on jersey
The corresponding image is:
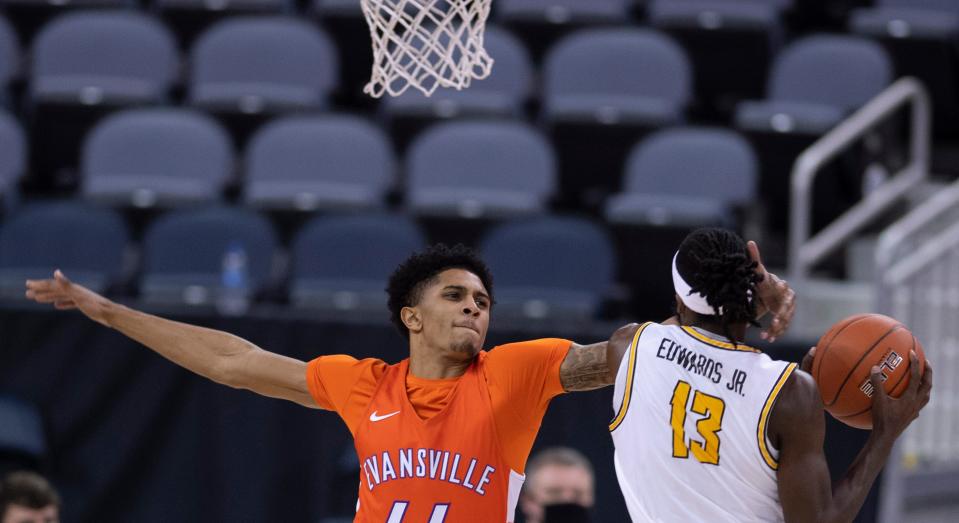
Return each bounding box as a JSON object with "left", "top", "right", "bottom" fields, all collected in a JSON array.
[
  {"left": 609, "top": 322, "right": 652, "bottom": 432},
  {"left": 681, "top": 326, "right": 761, "bottom": 353},
  {"left": 758, "top": 363, "right": 797, "bottom": 470}
]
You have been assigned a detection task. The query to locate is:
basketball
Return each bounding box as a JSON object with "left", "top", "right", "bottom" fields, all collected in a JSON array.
[{"left": 811, "top": 314, "right": 926, "bottom": 429}]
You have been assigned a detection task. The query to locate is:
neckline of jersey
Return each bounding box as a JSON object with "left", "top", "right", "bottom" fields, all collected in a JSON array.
[{"left": 680, "top": 326, "right": 761, "bottom": 353}]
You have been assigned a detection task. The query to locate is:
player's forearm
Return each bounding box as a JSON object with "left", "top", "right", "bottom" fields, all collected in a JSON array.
[
  {"left": 822, "top": 430, "right": 896, "bottom": 523},
  {"left": 102, "top": 301, "right": 255, "bottom": 386}
]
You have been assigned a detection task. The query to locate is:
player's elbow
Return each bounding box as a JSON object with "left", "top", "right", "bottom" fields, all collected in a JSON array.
[{"left": 208, "top": 345, "right": 257, "bottom": 389}]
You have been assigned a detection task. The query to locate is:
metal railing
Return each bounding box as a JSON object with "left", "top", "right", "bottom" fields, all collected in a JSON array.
[
  {"left": 875, "top": 195, "right": 959, "bottom": 523},
  {"left": 788, "top": 77, "right": 931, "bottom": 282}
]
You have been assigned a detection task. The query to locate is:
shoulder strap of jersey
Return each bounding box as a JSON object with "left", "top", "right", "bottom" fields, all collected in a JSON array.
[
  {"left": 756, "top": 362, "right": 798, "bottom": 470},
  {"left": 609, "top": 322, "right": 654, "bottom": 432}
]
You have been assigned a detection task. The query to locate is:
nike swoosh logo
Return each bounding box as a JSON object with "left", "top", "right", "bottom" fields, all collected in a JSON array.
[{"left": 370, "top": 410, "right": 400, "bottom": 422}]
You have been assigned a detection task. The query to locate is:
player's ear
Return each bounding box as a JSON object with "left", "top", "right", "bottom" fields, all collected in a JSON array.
[
  {"left": 674, "top": 294, "right": 686, "bottom": 315},
  {"left": 401, "top": 306, "right": 422, "bottom": 333}
]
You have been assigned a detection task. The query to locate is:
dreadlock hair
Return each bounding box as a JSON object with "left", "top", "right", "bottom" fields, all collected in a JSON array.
[
  {"left": 386, "top": 243, "right": 494, "bottom": 338},
  {"left": 675, "top": 228, "right": 762, "bottom": 345}
]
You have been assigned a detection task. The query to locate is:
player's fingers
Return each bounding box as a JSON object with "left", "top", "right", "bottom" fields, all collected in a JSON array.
[
  {"left": 801, "top": 346, "right": 816, "bottom": 373},
  {"left": 25, "top": 279, "right": 54, "bottom": 292},
  {"left": 869, "top": 366, "right": 888, "bottom": 402},
  {"left": 54, "top": 269, "right": 71, "bottom": 286},
  {"left": 747, "top": 240, "right": 766, "bottom": 272},
  {"left": 907, "top": 351, "right": 921, "bottom": 394},
  {"left": 918, "top": 360, "right": 933, "bottom": 396}
]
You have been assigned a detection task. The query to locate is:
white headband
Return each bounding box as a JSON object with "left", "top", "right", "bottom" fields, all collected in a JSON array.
[{"left": 672, "top": 252, "right": 722, "bottom": 316}]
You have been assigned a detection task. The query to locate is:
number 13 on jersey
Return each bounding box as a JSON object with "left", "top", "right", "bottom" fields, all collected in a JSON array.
[{"left": 669, "top": 380, "right": 726, "bottom": 465}]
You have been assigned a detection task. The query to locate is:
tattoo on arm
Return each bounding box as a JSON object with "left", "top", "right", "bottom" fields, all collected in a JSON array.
[{"left": 560, "top": 342, "right": 611, "bottom": 391}]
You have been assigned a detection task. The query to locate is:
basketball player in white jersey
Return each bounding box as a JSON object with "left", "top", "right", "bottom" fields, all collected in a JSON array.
[{"left": 607, "top": 228, "right": 932, "bottom": 522}]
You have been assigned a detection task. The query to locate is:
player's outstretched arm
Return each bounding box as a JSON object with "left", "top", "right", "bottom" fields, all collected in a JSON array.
[
  {"left": 25, "top": 270, "right": 319, "bottom": 408},
  {"left": 774, "top": 350, "right": 932, "bottom": 523}
]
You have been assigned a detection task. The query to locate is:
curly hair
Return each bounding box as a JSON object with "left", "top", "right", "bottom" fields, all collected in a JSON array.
[
  {"left": 675, "top": 228, "right": 762, "bottom": 344},
  {"left": 386, "top": 243, "right": 494, "bottom": 337}
]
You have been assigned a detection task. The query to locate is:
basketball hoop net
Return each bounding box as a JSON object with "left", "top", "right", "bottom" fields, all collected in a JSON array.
[{"left": 361, "top": 0, "right": 494, "bottom": 97}]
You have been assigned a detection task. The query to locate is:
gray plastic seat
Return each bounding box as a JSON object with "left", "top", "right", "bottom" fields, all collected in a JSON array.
[
  {"left": 141, "top": 207, "right": 278, "bottom": 307},
  {"left": 189, "top": 17, "right": 338, "bottom": 113},
  {"left": 850, "top": 0, "right": 959, "bottom": 40},
  {"left": 543, "top": 28, "right": 692, "bottom": 126},
  {"left": 243, "top": 115, "right": 394, "bottom": 211},
  {"left": 0, "top": 110, "right": 26, "bottom": 203},
  {"left": 735, "top": 35, "right": 893, "bottom": 135},
  {"left": 0, "top": 396, "right": 45, "bottom": 461},
  {"left": 29, "top": 11, "right": 178, "bottom": 105},
  {"left": 81, "top": 108, "right": 233, "bottom": 208},
  {"left": 289, "top": 214, "right": 425, "bottom": 312},
  {"left": 0, "top": 201, "right": 128, "bottom": 298},
  {"left": 496, "top": 0, "right": 631, "bottom": 24},
  {"left": 605, "top": 127, "right": 757, "bottom": 227},
  {"left": 406, "top": 121, "right": 556, "bottom": 219},
  {"left": 382, "top": 26, "right": 533, "bottom": 119},
  {"left": 481, "top": 216, "right": 614, "bottom": 321}
]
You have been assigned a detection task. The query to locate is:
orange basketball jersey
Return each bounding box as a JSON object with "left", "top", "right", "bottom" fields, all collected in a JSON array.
[
  {"left": 306, "top": 338, "right": 572, "bottom": 523},
  {"left": 354, "top": 355, "right": 519, "bottom": 522}
]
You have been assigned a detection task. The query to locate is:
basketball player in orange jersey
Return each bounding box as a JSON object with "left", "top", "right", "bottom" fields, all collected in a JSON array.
[
  {"left": 606, "top": 229, "right": 933, "bottom": 522},
  {"left": 25, "top": 243, "right": 795, "bottom": 521}
]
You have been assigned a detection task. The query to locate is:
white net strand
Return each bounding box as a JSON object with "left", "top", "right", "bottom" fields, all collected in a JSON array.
[{"left": 362, "top": 0, "right": 494, "bottom": 97}]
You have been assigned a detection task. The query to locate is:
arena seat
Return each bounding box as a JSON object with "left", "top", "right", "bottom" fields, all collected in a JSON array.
[
  {"left": 0, "top": 110, "right": 25, "bottom": 208},
  {"left": 289, "top": 213, "right": 425, "bottom": 313},
  {"left": 480, "top": 215, "right": 615, "bottom": 322},
  {"left": 140, "top": 206, "right": 278, "bottom": 307},
  {"left": 243, "top": 114, "right": 395, "bottom": 212},
  {"left": 81, "top": 108, "right": 233, "bottom": 209},
  {"left": 30, "top": 11, "right": 178, "bottom": 107},
  {"left": 0, "top": 395, "right": 46, "bottom": 468},
  {"left": 849, "top": 0, "right": 959, "bottom": 137},
  {"left": 542, "top": 27, "right": 692, "bottom": 208},
  {"left": 188, "top": 16, "right": 339, "bottom": 115},
  {"left": 605, "top": 126, "right": 757, "bottom": 228},
  {"left": 405, "top": 120, "right": 556, "bottom": 219},
  {"left": 735, "top": 34, "right": 893, "bottom": 136},
  {"left": 0, "top": 201, "right": 128, "bottom": 298},
  {"left": 647, "top": 0, "right": 792, "bottom": 118}
]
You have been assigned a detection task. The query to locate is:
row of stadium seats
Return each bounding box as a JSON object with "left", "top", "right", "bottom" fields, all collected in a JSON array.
[
  {"left": 0, "top": 202, "right": 617, "bottom": 322},
  {"left": 0, "top": 8, "right": 905, "bottom": 234},
  {"left": 0, "top": 110, "right": 755, "bottom": 227}
]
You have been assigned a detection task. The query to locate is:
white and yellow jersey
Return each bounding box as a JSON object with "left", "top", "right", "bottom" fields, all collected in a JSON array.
[{"left": 609, "top": 322, "right": 796, "bottom": 523}]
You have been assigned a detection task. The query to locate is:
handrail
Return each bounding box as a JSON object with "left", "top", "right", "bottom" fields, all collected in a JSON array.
[
  {"left": 788, "top": 77, "right": 931, "bottom": 281},
  {"left": 882, "top": 219, "right": 959, "bottom": 288},
  {"left": 875, "top": 177, "right": 959, "bottom": 272}
]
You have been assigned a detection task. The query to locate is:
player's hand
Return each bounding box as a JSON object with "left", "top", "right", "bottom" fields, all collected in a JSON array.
[
  {"left": 871, "top": 351, "right": 932, "bottom": 438},
  {"left": 748, "top": 240, "right": 795, "bottom": 342},
  {"left": 25, "top": 270, "right": 113, "bottom": 327},
  {"left": 801, "top": 346, "right": 816, "bottom": 373}
]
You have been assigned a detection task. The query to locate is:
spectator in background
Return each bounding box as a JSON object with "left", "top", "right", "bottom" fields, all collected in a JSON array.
[
  {"left": 0, "top": 471, "right": 60, "bottom": 523},
  {"left": 520, "top": 447, "right": 594, "bottom": 523}
]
